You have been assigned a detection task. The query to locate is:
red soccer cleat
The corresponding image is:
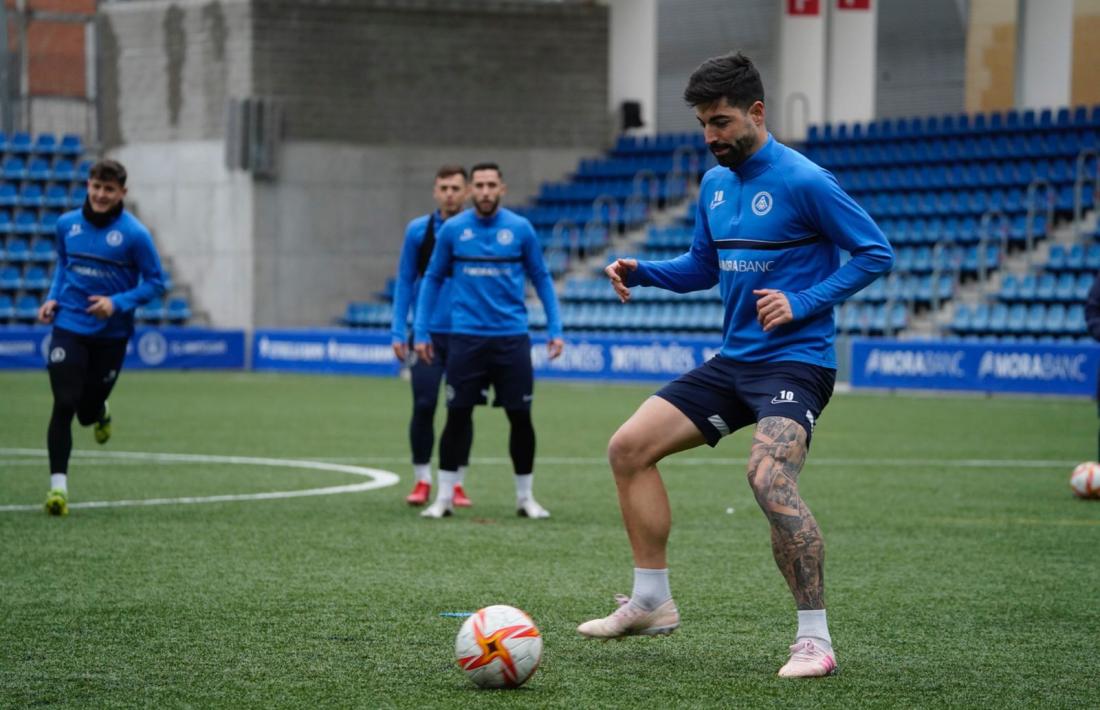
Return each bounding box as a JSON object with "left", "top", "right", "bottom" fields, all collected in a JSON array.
[
  {"left": 453, "top": 484, "right": 472, "bottom": 508},
  {"left": 405, "top": 481, "right": 431, "bottom": 506}
]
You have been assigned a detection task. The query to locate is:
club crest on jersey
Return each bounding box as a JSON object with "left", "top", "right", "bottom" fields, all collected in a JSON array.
[
  {"left": 751, "top": 191, "right": 773, "bottom": 216},
  {"left": 709, "top": 190, "right": 726, "bottom": 210},
  {"left": 106, "top": 230, "right": 124, "bottom": 247},
  {"left": 67, "top": 223, "right": 82, "bottom": 237},
  {"left": 50, "top": 346, "right": 66, "bottom": 363},
  {"left": 496, "top": 229, "right": 514, "bottom": 245},
  {"left": 460, "top": 228, "right": 476, "bottom": 241}
]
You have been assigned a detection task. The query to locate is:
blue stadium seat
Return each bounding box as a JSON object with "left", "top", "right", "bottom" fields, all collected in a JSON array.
[
  {"left": 30, "top": 239, "right": 55, "bottom": 263},
  {"left": 1076, "top": 273, "right": 1094, "bottom": 301},
  {"left": 166, "top": 297, "right": 192, "bottom": 323},
  {"left": 0, "top": 183, "right": 16, "bottom": 208},
  {"left": 0, "top": 293, "right": 13, "bottom": 320},
  {"left": 1035, "top": 273, "right": 1055, "bottom": 301},
  {"left": 27, "top": 158, "right": 51, "bottom": 181},
  {"left": 44, "top": 184, "right": 68, "bottom": 209},
  {"left": 971, "top": 303, "right": 991, "bottom": 334},
  {"left": 1054, "top": 272, "right": 1076, "bottom": 302},
  {"left": 68, "top": 185, "right": 86, "bottom": 208},
  {"left": 59, "top": 134, "right": 83, "bottom": 157},
  {"left": 9, "top": 132, "right": 32, "bottom": 156},
  {"left": 33, "top": 133, "right": 58, "bottom": 155},
  {"left": 6, "top": 237, "right": 29, "bottom": 261},
  {"left": 19, "top": 183, "right": 44, "bottom": 207},
  {"left": 51, "top": 159, "right": 76, "bottom": 182},
  {"left": 136, "top": 297, "right": 166, "bottom": 322},
  {"left": 2, "top": 157, "right": 26, "bottom": 181},
  {"left": 1047, "top": 303, "right": 1067, "bottom": 334},
  {"left": 23, "top": 264, "right": 50, "bottom": 290},
  {"left": 0, "top": 264, "right": 21, "bottom": 290},
  {"left": 13, "top": 211, "right": 37, "bottom": 235},
  {"left": 0, "top": 209, "right": 12, "bottom": 233},
  {"left": 14, "top": 293, "right": 38, "bottom": 321}
]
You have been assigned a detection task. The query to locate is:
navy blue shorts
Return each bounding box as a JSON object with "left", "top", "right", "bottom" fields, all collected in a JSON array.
[
  {"left": 445, "top": 334, "right": 533, "bottom": 410},
  {"left": 655, "top": 357, "right": 836, "bottom": 447}
]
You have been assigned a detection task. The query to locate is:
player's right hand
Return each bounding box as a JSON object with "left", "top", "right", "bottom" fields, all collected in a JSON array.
[
  {"left": 604, "top": 258, "right": 638, "bottom": 303},
  {"left": 37, "top": 299, "right": 57, "bottom": 324},
  {"left": 392, "top": 341, "right": 408, "bottom": 362},
  {"left": 414, "top": 341, "right": 433, "bottom": 365}
]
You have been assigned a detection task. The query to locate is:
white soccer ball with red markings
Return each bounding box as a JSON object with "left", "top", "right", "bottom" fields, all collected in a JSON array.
[
  {"left": 454, "top": 605, "right": 542, "bottom": 689},
  {"left": 1070, "top": 462, "right": 1100, "bottom": 499}
]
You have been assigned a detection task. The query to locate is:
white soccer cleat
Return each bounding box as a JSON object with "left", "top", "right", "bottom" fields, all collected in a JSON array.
[
  {"left": 516, "top": 497, "right": 550, "bottom": 519},
  {"left": 777, "top": 638, "right": 838, "bottom": 678},
  {"left": 420, "top": 499, "right": 454, "bottom": 518},
  {"left": 577, "top": 594, "right": 680, "bottom": 639}
]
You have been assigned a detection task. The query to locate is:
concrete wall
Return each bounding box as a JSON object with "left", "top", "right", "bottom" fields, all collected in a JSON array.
[
  {"left": 98, "top": 0, "right": 252, "bottom": 146},
  {"left": 252, "top": 143, "right": 592, "bottom": 327},
  {"left": 876, "top": 0, "right": 966, "bottom": 119},
  {"left": 250, "top": 0, "right": 608, "bottom": 148},
  {"left": 98, "top": 0, "right": 609, "bottom": 329},
  {"left": 113, "top": 141, "right": 255, "bottom": 330}
]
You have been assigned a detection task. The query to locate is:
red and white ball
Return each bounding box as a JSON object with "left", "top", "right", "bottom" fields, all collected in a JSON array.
[
  {"left": 1070, "top": 462, "right": 1100, "bottom": 499},
  {"left": 454, "top": 605, "right": 542, "bottom": 689}
]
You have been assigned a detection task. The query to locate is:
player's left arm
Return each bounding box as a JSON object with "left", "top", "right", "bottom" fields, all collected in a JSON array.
[
  {"left": 95, "top": 228, "right": 167, "bottom": 318},
  {"left": 522, "top": 223, "right": 564, "bottom": 359},
  {"left": 757, "top": 171, "right": 895, "bottom": 331}
]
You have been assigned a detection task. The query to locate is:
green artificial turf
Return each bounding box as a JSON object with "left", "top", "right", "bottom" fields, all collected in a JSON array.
[{"left": 1, "top": 371, "right": 1097, "bottom": 708}]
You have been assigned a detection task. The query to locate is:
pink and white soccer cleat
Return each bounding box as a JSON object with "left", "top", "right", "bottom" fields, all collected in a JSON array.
[
  {"left": 777, "top": 639, "right": 838, "bottom": 678},
  {"left": 576, "top": 594, "right": 680, "bottom": 639}
]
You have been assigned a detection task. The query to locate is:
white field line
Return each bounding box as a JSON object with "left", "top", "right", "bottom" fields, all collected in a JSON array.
[
  {"left": 0, "top": 448, "right": 399, "bottom": 512},
  {"left": 289, "top": 455, "right": 1077, "bottom": 469}
]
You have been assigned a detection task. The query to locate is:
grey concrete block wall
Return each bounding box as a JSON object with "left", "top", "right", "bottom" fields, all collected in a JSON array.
[{"left": 251, "top": 0, "right": 608, "bottom": 147}]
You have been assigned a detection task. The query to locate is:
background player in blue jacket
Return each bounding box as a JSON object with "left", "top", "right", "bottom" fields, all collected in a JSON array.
[
  {"left": 577, "top": 53, "right": 895, "bottom": 678},
  {"left": 37, "top": 159, "right": 166, "bottom": 516},
  {"left": 390, "top": 165, "right": 475, "bottom": 508},
  {"left": 413, "top": 162, "right": 564, "bottom": 520}
]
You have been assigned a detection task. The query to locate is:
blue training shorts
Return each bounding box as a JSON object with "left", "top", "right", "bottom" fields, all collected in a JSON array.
[
  {"left": 655, "top": 356, "right": 836, "bottom": 447},
  {"left": 445, "top": 333, "right": 533, "bottom": 410}
]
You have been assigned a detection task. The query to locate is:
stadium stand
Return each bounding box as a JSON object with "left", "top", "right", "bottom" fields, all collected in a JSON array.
[
  {"left": 0, "top": 133, "right": 196, "bottom": 326},
  {"left": 347, "top": 106, "right": 1099, "bottom": 342}
]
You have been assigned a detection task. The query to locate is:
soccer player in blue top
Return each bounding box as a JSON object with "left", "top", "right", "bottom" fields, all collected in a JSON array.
[
  {"left": 413, "top": 162, "right": 565, "bottom": 520},
  {"left": 37, "top": 159, "right": 167, "bottom": 516},
  {"left": 577, "top": 53, "right": 895, "bottom": 678},
  {"left": 391, "top": 165, "right": 475, "bottom": 508}
]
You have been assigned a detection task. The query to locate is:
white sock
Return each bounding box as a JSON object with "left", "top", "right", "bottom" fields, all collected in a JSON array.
[
  {"left": 631, "top": 568, "right": 671, "bottom": 611},
  {"left": 436, "top": 470, "right": 458, "bottom": 503},
  {"left": 413, "top": 464, "right": 432, "bottom": 484},
  {"left": 514, "top": 472, "right": 533, "bottom": 502},
  {"left": 50, "top": 473, "right": 67, "bottom": 493},
  {"left": 457, "top": 465, "right": 468, "bottom": 486},
  {"left": 796, "top": 609, "right": 832, "bottom": 651}
]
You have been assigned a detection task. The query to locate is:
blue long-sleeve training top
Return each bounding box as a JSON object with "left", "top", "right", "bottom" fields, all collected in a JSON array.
[
  {"left": 413, "top": 207, "right": 563, "bottom": 342},
  {"left": 48, "top": 207, "right": 166, "bottom": 339},
  {"left": 390, "top": 211, "right": 454, "bottom": 342},
  {"left": 625, "top": 134, "right": 895, "bottom": 368}
]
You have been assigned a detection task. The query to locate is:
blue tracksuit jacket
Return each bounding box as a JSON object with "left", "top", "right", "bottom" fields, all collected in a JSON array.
[{"left": 625, "top": 134, "right": 894, "bottom": 368}]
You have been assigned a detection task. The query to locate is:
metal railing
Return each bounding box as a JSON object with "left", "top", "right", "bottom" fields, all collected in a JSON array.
[
  {"left": 1024, "top": 177, "right": 1055, "bottom": 255},
  {"left": 978, "top": 209, "right": 1010, "bottom": 284},
  {"left": 1074, "top": 148, "right": 1098, "bottom": 239},
  {"left": 670, "top": 144, "right": 701, "bottom": 200},
  {"left": 631, "top": 168, "right": 660, "bottom": 207}
]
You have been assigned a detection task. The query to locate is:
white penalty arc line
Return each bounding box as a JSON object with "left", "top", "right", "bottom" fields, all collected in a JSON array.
[{"left": 0, "top": 448, "right": 400, "bottom": 512}]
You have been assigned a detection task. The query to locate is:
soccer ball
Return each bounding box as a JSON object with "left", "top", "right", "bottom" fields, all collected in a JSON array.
[
  {"left": 1070, "top": 462, "right": 1100, "bottom": 499},
  {"left": 454, "top": 605, "right": 542, "bottom": 689}
]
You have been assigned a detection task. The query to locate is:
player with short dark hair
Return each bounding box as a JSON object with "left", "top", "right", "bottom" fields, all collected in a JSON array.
[
  {"left": 413, "top": 162, "right": 564, "bottom": 519},
  {"left": 577, "top": 52, "right": 895, "bottom": 678},
  {"left": 391, "top": 165, "right": 475, "bottom": 507},
  {"left": 38, "top": 158, "right": 167, "bottom": 516}
]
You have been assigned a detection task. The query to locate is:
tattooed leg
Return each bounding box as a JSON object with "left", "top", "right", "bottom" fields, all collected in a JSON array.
[{"left": 747, "top": 416, "right": 824, "bottom": 610}]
